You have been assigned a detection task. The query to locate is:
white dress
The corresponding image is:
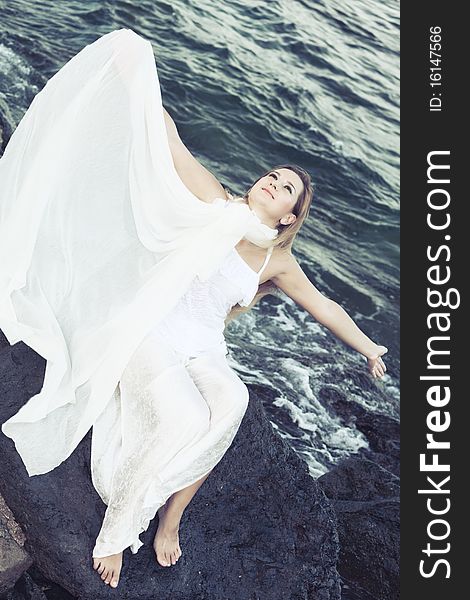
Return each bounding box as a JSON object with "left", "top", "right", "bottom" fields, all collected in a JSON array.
[
  {"left": 91, "top": 200, "right": 273, "bottom": 557},
  {"left": 155, "top": 200, "right": 274, "bottom": 357}
]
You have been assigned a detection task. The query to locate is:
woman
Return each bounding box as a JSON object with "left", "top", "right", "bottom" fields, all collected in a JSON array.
[
  {"left": 0, "top": 28, "right": 387, "bottom": 590},
  {"left": 90, "top": 103, "right": 387, "bottom": 587}
]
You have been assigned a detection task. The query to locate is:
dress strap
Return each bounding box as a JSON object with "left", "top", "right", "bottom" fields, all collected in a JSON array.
[{"left": 257, "top": 246, "right": 274, "bottom": 277}]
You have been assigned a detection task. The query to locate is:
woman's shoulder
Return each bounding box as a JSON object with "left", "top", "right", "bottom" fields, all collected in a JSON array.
[
  {"left": 261, "top": 245, "right": 296, "bottom": 284},
  {"left": 271, "top": 244, "right": 295, "bottom": 266}
]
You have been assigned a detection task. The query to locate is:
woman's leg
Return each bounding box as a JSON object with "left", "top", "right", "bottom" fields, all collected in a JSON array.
[
  {"left": 92, "top": 335, "right": 249, "bottom": 583},
  {"left": 153, "top": 469, "right": 212, "bottom": 566},
  {"left": 92, "top": 331, "right": 212, "bottom": 586},
  {"left": 153, "top": 351, "right": 250, "bottom": 566}
]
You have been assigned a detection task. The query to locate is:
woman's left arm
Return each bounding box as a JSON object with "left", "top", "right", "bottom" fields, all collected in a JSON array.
[{"left": 271, "top": 253, "right": 388, "bottom": 379}]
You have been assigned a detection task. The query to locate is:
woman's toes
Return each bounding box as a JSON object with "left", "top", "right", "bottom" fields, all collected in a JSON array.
[{"left": 92, "top": 553, "right": 123, "bottom": 587}]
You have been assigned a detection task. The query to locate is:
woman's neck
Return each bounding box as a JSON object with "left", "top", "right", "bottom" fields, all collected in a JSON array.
[{"left": 231, "top": 196, "right": 279, "bottom": 229}]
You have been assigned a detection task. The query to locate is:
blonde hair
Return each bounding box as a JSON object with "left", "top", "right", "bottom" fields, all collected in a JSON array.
[{"left": 224, "top": 164, "right": 314, "bottom": 325}]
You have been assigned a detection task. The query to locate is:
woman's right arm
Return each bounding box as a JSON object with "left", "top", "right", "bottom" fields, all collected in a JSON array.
[
  {"left": 272, "top": 253, "right": 388, "bottom": 378},
  {"left": 163, "top": 107, "right": 229, "bottom": 203}
]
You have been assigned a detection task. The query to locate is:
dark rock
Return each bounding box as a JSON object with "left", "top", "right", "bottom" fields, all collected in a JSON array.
[
  {"left": 0, "top": 570, "right": 49, "bottom": 600},
  {"left": 318, "top": 458, "right": 399, "bottom": 600},
  {"left": 0, "top": 493, "right": 27, "bottom": 547},
  {"left": 0, "top": 504, "right": 33, "bottom": 596},
  {"left": 319, "top": 385, "right": 400, "bottom": 477},
  {"left": 0, "top": 337, "right": 341, "bottom": 600}
]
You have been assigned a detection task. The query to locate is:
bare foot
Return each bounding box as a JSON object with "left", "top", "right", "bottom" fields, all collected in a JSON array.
[
  {"left": 92, "top": 551, "right": 123, "bottom": 588},
  {"left": 153, "top": 502, "right": 182, "bottom": 567}
]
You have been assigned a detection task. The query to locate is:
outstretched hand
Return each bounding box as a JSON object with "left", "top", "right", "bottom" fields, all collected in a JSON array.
[{"left": 366, "top": 345, "right": 388, "bottom": 380}]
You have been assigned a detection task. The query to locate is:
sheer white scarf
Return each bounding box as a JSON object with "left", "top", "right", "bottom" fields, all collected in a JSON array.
[{"left": 0, "top": 29, "right": 278, "bottom": 476}]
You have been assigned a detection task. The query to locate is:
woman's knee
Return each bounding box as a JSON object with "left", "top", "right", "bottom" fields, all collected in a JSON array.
[
  {"left": 185, "top": 353, "right": 250, "bottom": 418},
  {"left": 181, "top": 397, "right": 211, "bottom": 434},
  {"left": 222, "top": 375, "right": 250, "bottom": 418},
  {"left": 155, "top": 370, "right": 211, "bottom": 433}
]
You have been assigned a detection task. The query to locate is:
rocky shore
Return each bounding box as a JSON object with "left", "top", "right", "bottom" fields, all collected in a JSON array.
[
  {"left": 0, "top": 334, "right": 345, "bottom": 600},
  {"left": 0, "top": 332, "right": 399, "bottom": 599}
]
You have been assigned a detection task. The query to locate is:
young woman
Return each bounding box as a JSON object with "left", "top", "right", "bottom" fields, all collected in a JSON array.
[
  {"left": 90, "top": 106, "right": 388, "bottom": 588},
  {"left": 0, "top": 27, "right": 387, "bottom": 591}
]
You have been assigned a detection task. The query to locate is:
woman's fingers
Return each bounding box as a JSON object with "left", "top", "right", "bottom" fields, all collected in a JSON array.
[
  {"left": 367, "top": 347, "right": 389, "bottom": 379},
  {"left": 378, "top": 357, "right": 387, "bottom": 371},
  {"left": 371, "top": 362, "right": 385, "bottom": 379}
]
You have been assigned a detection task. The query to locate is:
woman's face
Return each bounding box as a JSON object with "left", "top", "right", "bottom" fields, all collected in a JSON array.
[{"left": 248, "top": 168, "right": 304, "bottom": 228}]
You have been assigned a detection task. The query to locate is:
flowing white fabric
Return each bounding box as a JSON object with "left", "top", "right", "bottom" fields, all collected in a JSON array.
[{"left": 0, "top": 28, "right": 277, "bottom": 477}]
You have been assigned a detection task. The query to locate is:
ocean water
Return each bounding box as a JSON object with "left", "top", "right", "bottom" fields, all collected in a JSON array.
[{"left": 0, "top": 0, "right": 399, "bottom": 479}]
